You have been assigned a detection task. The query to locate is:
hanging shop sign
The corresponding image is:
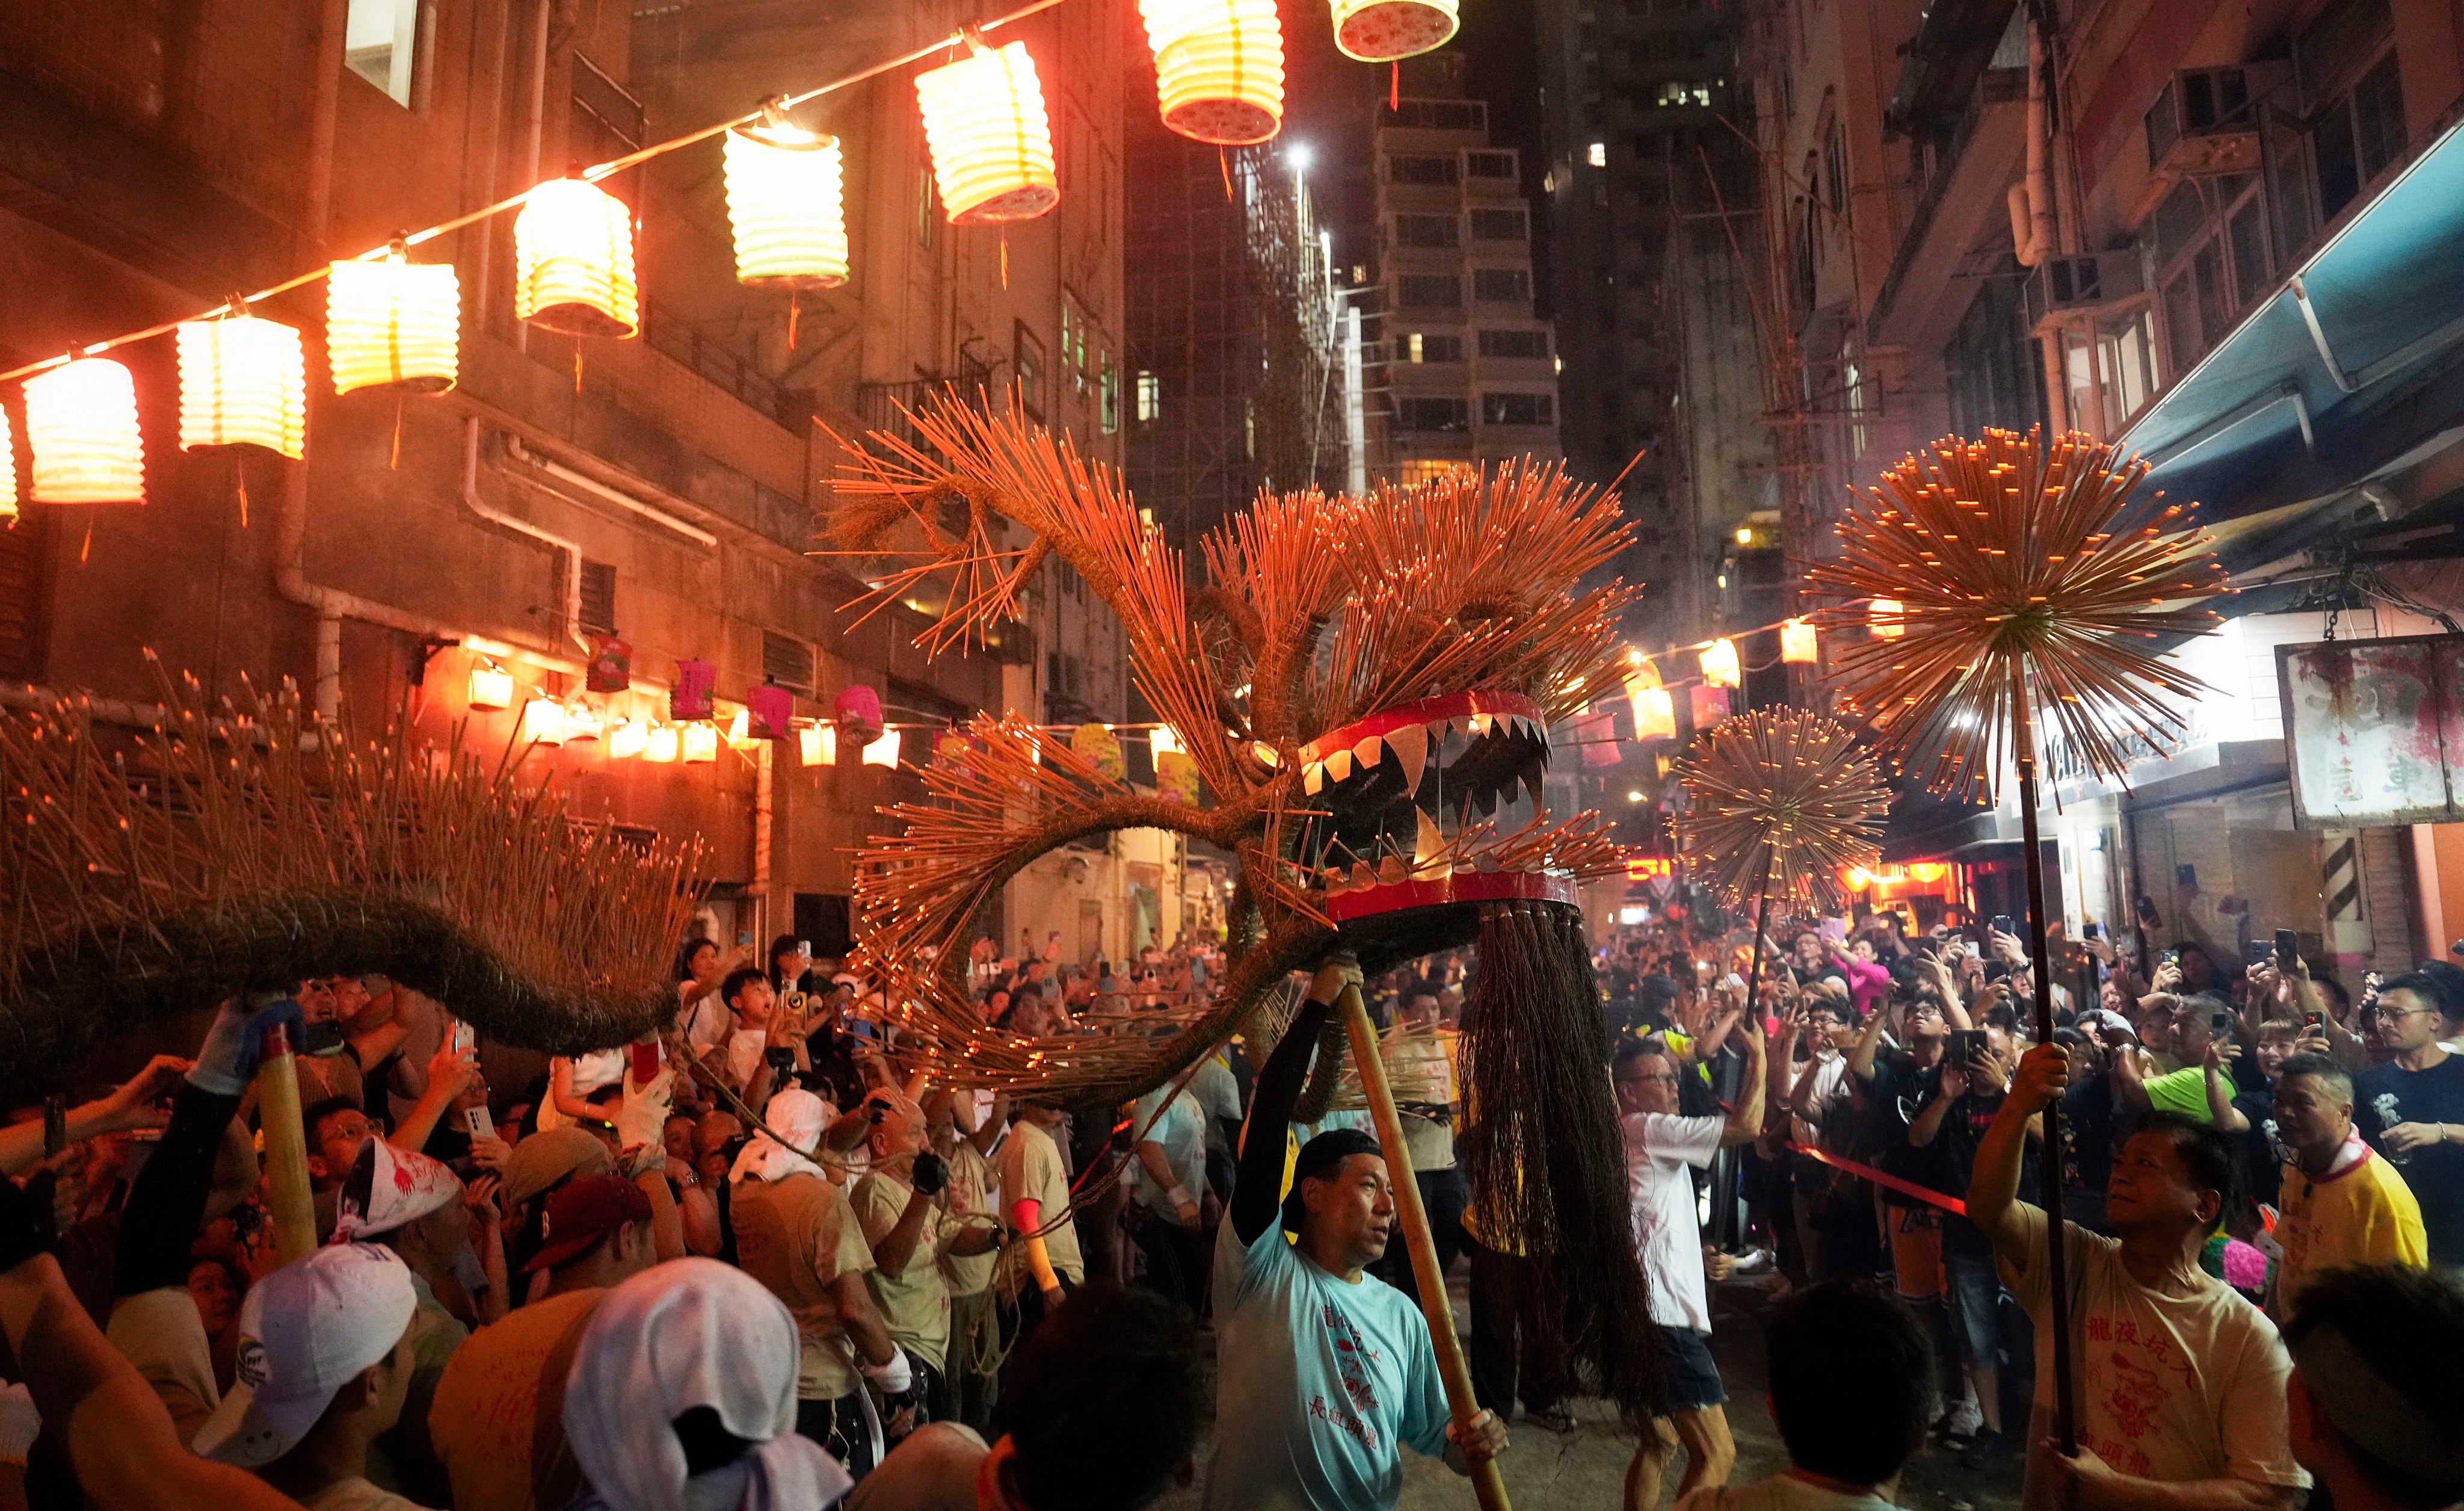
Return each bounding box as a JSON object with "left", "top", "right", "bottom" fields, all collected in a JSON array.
[{"left": 2279, "top": 633, "right": 2464, "bottom": 828}]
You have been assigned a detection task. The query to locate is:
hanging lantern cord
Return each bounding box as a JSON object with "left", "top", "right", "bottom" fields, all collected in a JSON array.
[
  {"left": 0, "top": 0, "right": 1073, "bottom": 386},
  {"left": 224, "top": 291, "right": 251, "bottom": 320}
]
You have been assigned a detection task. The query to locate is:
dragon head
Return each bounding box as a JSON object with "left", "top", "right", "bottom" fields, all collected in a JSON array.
[{"left": 828, "top": 395, "right": 1635, "bottom": 1102}]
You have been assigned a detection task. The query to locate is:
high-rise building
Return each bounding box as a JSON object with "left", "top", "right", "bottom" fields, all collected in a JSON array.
[
  {"left": 1366, "top": 59, "right": 1562, "bottom": 485},
  {"left": 1124, "top": 127, "right": 1347, "bottom": 558},
  {"left": 1533, "top": 0, "right": 1772, "bottom": 648}
]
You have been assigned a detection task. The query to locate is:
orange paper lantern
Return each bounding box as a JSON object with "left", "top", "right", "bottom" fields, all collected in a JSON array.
[
  {"left": 1780, "top": 618, "right": 1819, "bottom": 664},
  {"left": 514, "top": 178, "right": 639, "bottom": 338},
  {"left": 645, "top": 723, "right": 682, "bottom": 763},
  {"left": 1141, "top": 0, "right": 1285, "bottom": 145},
  {"left": 682, "top": 721, "right": 719, "bottom": 764},
  {"left": 327, "top": 249, "right": 460, "bottom": 394},
  {"left": 1868, "top": 598, "right": 1905, "bottom": 640},
  {"left": 1329, "top": 0, "right": 1458, "bottom": 62},
  {"left": 0, "top": 409, "right": 16, "bottom": 522},
  {"left": 24, "top": 358, "right": 145, "bottom": 504},
  {"left": 861, "top": 729, "right": 902, "bottom": 768},
  {"left": 914, "top": 42, "right": 1061, "bottom": 224},
  {"left": 175, "top": 315, "right": 307, "bottom": 459},
  {"left": 1700, "top": 637, "right": 1741, "bottom": 688},
  {"left": 723, "top": 122, "right": 850, "bottom": 288},
  {"left": 798, "top": 723, "right": 837, "bottom": 767}
]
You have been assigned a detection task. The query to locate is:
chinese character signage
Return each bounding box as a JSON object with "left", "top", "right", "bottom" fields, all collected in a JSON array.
[{"left": 2276, "top": 634, "right": 2464, "bottom": 829}]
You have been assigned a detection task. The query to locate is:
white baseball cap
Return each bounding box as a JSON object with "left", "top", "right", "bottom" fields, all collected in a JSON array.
[
  {"left": 330, "top": 1136, "right": 461, "bottom": 1243},
  {"left": 191, "top": 1243, "right": 416, "bottom": 1466}
]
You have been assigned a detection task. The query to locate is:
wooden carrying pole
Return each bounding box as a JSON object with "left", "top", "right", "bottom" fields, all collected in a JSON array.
[
  {"left": 1335, "top": 983, "right": 1511, "bottom": 1511},
  {"left": 255, "top": 1025, "right": 321, "bottom": 1265}
]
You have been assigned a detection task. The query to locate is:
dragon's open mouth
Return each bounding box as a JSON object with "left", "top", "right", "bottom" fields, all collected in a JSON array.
[{"left": 1293, "top": 689, "right": 1577, "bottom": 924}]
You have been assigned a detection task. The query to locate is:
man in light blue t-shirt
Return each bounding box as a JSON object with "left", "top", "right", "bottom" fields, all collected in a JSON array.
[{"left": 1204, "top": 960, "right": 1509, "bottom": 1511}]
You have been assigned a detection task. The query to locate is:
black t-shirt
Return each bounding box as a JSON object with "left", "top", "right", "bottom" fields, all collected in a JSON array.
[
  {"left": 1866, "top": 1053, "right": 1948, "bottom": 1207},
  {"left": 1932, "top": 1087, "right": 2037, "bottom": 1256},
  {"left": 2353, "top": 1054, "right": 2464, "bottom": 1265},
  {"left": 2061, "top": 1071, "right": 2115, "bottom": 1195},
  {"left": 2229, "top": 1086, "right": 2281, "bottom": 1209}
]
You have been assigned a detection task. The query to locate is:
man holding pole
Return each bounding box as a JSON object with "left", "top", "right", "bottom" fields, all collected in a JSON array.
[
  {"left": 1204, "top": 958, "right": 1509, "bottom": 1511},
  {"left": 1968, "top": 1043, "right": 2309, "bottom": 1511}
]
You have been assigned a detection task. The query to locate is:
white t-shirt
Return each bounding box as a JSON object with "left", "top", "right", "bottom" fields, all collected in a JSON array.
[
  {"left": 1621, "top": 1110, "right": 1725, "bottom": 1334},
  {"left": 2001, "top": 1210, "right": 2310, "bottom": 1510},
  {"left": 1791, "top": 1052, "right": 1851, "bottom": 1148},
  {"left": 1129, "top": 1084, "right": 1208, "bottom": 1216},
  {"left": 1677, "top": 1472, "right": 1900, "bottom": 1511},
  {"left": 725, "top": 1027, "right": 769, "bottom": 1089}
]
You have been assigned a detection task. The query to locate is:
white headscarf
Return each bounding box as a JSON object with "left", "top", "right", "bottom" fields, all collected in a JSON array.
[
  {"left": 561, "top": 1258, "right": 852, "bottom": 1511},
  {"left": 727, "top": 1087, "right": 832, "bottom": 1185}
]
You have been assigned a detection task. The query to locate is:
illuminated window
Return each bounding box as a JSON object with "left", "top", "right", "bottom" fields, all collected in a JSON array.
[
  {"left": 345, "top": 0, "right": 419, "bottom": 105},
  {"left": 1100, "top": 356, "right": 1119, "bottom": 434},
  {"left": 1135, "top": 370, "right": 1161, "bottom": 422},
  {"left": 1404, "top": 333, "right": 1462, "bottom": 363},
  {"left": 1587, "top": 141, "right": 1607, "bottom": 167},
  {"left": 1394, "top": 459, "right": 1464, "bottom": 486}
]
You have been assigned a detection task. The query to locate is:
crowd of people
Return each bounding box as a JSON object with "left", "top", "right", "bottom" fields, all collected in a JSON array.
[{"left": 2, "top": 898, "right": 2463, "bottom": 1511}]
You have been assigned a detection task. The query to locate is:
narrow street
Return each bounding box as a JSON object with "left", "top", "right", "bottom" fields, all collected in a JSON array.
[{"left": 1156, "top": 1269, "right": 2026, "bottom": 1511}]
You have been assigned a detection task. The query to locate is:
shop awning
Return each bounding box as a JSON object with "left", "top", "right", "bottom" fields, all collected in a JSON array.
[{"left": 2119, "top": 114, "right": 2464, "bottom": 542}]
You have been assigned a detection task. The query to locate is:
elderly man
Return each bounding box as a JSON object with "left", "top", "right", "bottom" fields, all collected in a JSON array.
[
  {"left": 852, "top": 1092, "right": 999, "bottom": 1446},
  {"left": 1204, "top": 960, "right": 1507, "bottom": 1511},
  {"left": 2267, "top": 1054, "right": 2424, "bottom": 1317}
]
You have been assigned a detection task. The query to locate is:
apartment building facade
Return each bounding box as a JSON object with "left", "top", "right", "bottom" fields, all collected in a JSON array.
[
  {"left": 1744, "top": 0, "right": 2464, "bottom": 975},
  {"left": 0, "top": 0, "right": 1135, "bottom": 962},
  {"left": 1367, "top": 64, "right": 1563, "bottom": 484}
]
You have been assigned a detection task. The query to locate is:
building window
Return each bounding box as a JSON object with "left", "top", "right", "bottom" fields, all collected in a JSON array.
[
  {"left": 345, "top": 0, "right": 419, "bottom": 106},
  {"left": 1471, "top": 268, "right": 1530, "bottom": 303},
  {"left": 1396, "top": 274, "right": 1462, "bottom": 308},
  {"left": 1587, "top": 141, "right": 1607, "bottom": 167},
  {"left": 2059, "top": 306, "right": 2160, "bottom": 438},
  {"left": 1945, "top": 275, "right": 2046, "bottom": 437},
  {"left": 1394, "top": 397, "right": 1471, "bottom": 432},
  {"left": 1100, "top": 356, "right": 1120, "bottom": 434},
  {"left": 1480, "top": 392, "right": 1554, "bottom": 426},
  {"left": 1392, "top": 213, "right": 1459, "bottom": 248},
  {"left": 579, "top": 561, "right": 617, "bottom": 636},
  {"left": 1477, "top": 328, "right": 1548, "bottom": 359},
  {"left": 1654, "top": 81, "right": 1716, "bottom": 108},
  {"left": 1405, "top": 332, "right": 1464, "bottom": 363},
  {"left": 1394, "top": 459, "right": 1465, "bottom": 485},
  {"left": 1840, "top": 352, "right": 1868, "bottom": 459},
  {"left": 1387, "top": 153, "right": 1459, "bottom": 185},
  {"left": 2311, "top": 49, "right": 2406, "bottom": 222},
  {"left": 1014, "top": 322, "right": 1046, "bottom": 419},
  {"left": 761, "top": 631, "right": 816, "bottom": 693},
  {"left": 1823, "top": 123, "right": 1846, "bottom": 214},
  {"left": 1465, "top": 150, "right": 1516, "bottom": 178},
  {"left": 916, "top": 167, "right": 936, "bottom": 248},
  {"left": 1470, "top": 208, "right": 1527, "bottom": 241},
  {"left": 2152, "top": 173, "right": 2268, "bottom": 372},
  {"left": 1135, "top": 369, "right": 1162, "bottom": 422},
  {"left": 569, "top": 53, "right": 644, "bottom": 162},
  {"left": 1389, "top": 99, "right": 1486, "bottom": 131}
]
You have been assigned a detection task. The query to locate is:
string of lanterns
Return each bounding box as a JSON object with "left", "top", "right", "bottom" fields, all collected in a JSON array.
[{"left": 0, "top": 0, "right": 1461, "bottom": 521}]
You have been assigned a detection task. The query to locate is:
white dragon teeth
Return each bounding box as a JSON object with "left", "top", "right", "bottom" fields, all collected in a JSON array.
[
  {"left": 1304, "top": 761, "right": 1325, "bottom": 796},
  {"left": 1325, "top": 748, "right": 1354, "bottom": 783},
  {"left": 1350, "top": 861, "right": 1376, "bottom": 890},
  {"left": 1376, "top": 854, "right": 1407, "bottom": 885},
  {"left": 1352, "top": 735, "right": 1382, "bottom": 769},
  {"left": 1387, "top": 722, "right": 1428, "bottom": 794}
]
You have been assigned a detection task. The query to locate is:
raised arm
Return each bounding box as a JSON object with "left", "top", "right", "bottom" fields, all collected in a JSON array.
[
  {"left": 1717, "top": 1018, "right": 1767, "bottom": 1147},
  {"left": 1969, "top": 1044, "right": 2067, "bottom": 1263},
  {"left": 1231, "top": 960, "right": 1357, "bottom": 1244},
  {"left": 1848, "top": 1000, "right": 1893, "bottom": 1084}
]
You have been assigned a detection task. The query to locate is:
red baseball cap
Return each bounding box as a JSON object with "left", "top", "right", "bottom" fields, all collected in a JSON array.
[{"left": 521, "top": 1174, "right": 651, "bottom": 1274}]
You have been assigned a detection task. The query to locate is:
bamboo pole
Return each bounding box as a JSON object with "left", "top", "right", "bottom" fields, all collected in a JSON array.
[
  {"left": 1335, "top": 983, "right": 1511, "bottom": 1511},
  {"left": 255, "top": 1025, "right": 321, "bottom": 1264},
  {"left": 2009, "top": 665, "right": 2079, "bottom": 1454}
]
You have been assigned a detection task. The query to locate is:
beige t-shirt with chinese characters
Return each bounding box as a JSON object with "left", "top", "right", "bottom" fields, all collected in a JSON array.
[
  {"left": 2000, "top": 1208, "right": 2309, "bottom": 1511},
  {"left": 993, "top": 1119, "right": 1083, "bottom": 1291},
  {"left": 855, "top": 1170, "right": 954, "bottom": 1371},
  {"left": 937, "top": 1142, "right": 1000, "bottom": 1299},
  {"left": 732, "top": 1172, "right": 878, "bottom": 1400}
]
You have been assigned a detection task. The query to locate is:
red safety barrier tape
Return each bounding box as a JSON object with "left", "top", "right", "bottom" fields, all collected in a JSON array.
[{"left": 1787, "top": 1141, "right": 1968, "bottom": 1217}]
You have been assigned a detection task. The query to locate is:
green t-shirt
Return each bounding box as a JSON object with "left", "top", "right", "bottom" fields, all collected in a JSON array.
[{"left": 2143, "top": 1065, "right": 2217, "bottom": 1122}]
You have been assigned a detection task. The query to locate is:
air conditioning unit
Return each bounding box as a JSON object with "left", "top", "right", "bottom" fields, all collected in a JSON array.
[
  {"left": 2134, "top": 63, "right": 2287, "bottom": 224},
  {"left": 2024, "top": 252, "right": 2145, "bottom": 333}
]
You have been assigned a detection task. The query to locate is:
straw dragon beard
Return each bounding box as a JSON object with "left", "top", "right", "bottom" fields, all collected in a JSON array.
[{"left": 828, "top": 395, "right": 1662, "bottom": 1418}]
